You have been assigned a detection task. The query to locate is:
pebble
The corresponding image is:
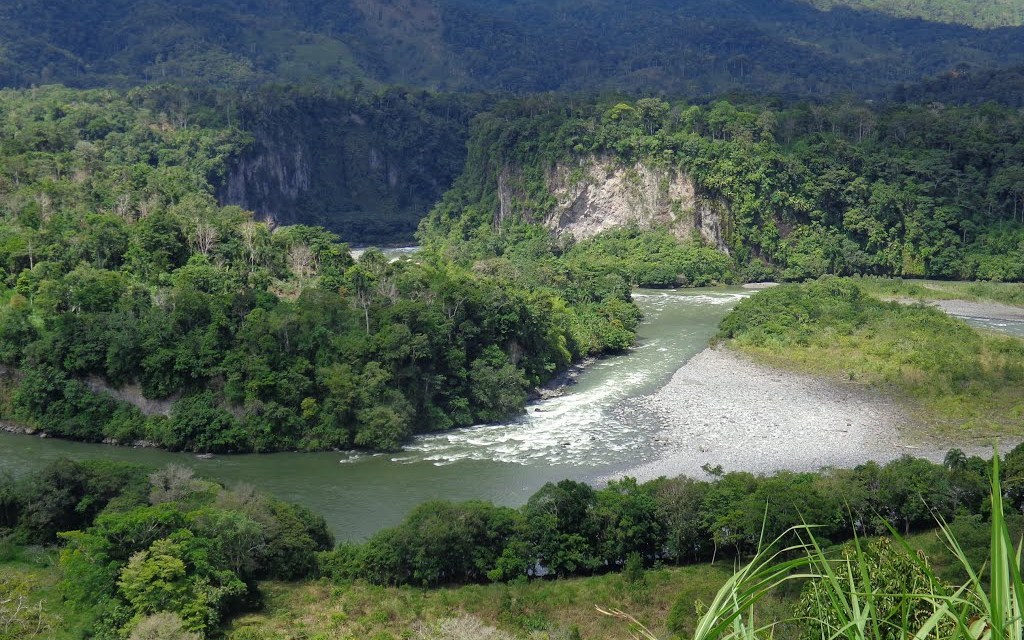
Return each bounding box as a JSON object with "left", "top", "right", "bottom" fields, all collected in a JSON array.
[{"left": 611, "top": 346, "right": 1021, "bottom": 482}]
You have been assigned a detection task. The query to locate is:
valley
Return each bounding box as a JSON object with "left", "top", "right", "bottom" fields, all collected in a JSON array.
[
  {"left": 2, "top": 1, "right": 1024, "bottom": 638},
  {"left": 3, "top": 281, "right": 1021, "bottom": 542}
]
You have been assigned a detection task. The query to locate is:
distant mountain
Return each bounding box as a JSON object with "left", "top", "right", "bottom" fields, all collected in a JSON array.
[
  {"left": 2, "top": 0, "right": 1024, "bottom": 97},
  {"left": 804, "top": 0, "right": 1024, "bottom": 28}
]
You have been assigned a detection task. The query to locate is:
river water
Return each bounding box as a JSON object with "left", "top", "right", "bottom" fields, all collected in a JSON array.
[
  {"left": 2, "top": 283, "right": 1021, "bottom": 540},
  {"left": 955, "top": 315, "right": 1024, "bottom": 337},
  {"left": 0, "top": 288, "right": 747, "bottom": 540}
]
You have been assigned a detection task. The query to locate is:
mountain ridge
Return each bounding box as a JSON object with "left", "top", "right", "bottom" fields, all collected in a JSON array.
[{"left": 3, "top": 0, "right": 1024, "bottom": 97}]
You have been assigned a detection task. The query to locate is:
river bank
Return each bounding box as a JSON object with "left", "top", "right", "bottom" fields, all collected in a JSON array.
[
  {"left": 0, "top": 288, "right": 748, "bottom": 539},
  {"left": 883, "top": 296, "right": 1024, "bottom": 323},
  {"left": 617, "top": 346, "right": 1016, "bottom": 482},
  {"left": 928, "top": 298, "right": 1024, "bottom": 322}
]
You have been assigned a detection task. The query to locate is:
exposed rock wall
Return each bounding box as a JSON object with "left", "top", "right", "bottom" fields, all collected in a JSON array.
[
  {"left": 85, "top": 377, "right": 177, "bottom": 417},
  {"left": 542, "top": 156, "right": 730, "bottom": 251},
  {"left": 221, "top": 136, "right": 312, "bottom": 226},
  {"left": 217, "top": 95, "right": 473, "bottom": 244}
]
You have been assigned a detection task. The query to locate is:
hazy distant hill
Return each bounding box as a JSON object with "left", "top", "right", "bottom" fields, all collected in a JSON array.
[
  {"left": 805, "top": 0, "right": 1024, "bottom": 28},
  {"left": 2, "top": 0, "right": 1024, "bottom": 96}
]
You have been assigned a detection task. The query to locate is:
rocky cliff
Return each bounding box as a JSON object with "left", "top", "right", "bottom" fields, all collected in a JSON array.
[
  {"left": 221, "top": 134, "right": 312, "bottom": 227},
  {"left": 218, "top": 93, "right": 474, "bottom": 244},
  {"left": 540, "top": 156, "right": 730, "bottom": 251}
]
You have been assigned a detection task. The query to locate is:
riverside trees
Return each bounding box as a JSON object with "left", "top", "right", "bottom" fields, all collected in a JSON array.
[
  {"left": 0, "top": 460, "right": 331, "bottom": 637},
  {"left": 0, "top": 86, "right": 639, "bottom": 452},
  {"left": 321, "top": 450, "right": 1015, "bottom": 588},
  {"left": 2, "top": 449, "right": 1020, "bottom": 636}
]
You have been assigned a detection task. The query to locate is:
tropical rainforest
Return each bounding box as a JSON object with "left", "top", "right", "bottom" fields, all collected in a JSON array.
[
  {"left": 3, "top": 81, "right": 1024, "bottom": 453},
  {"left": 423, "top": 95, "right": 1024, "bottom": 281},
  {"left": 3, "top": 0, "right": 1024, "bottom": 638},
  {"left": 0, "top": 86, "right": 652, "bottom": 452},
  {"left": 2, "top": 0, "right": 1024, "bottom": 96}
]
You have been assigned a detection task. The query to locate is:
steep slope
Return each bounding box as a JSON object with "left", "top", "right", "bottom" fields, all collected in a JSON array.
[
  {"left": 804, "top": 0, "right": 1024, "bottom": 27},
  {"left": 219, "top": 88, "right": 481, "bottom": 243},
  {"left": 2, "top": 0, "right": 1024, "bottom": 97},
  {"left": 421, "top": 96, "right": 1024, "bottom": 282},
  {"left": 0, "top": 85, "right": 642, "bottom": 453},
  {"left": 894, "top": 64, "right": 1024, "bottom": 106}
]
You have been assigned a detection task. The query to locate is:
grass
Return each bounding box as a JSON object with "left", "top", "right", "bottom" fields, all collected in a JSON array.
[
  {"left": 688, "top": 454, "right": 1024, "bottom": 640},
  {"left": 221, "top": 524, "right": 1011, "bottom": 639},
  {"left": 3, "top": 518, "right": 1010, "bottom": 640},
  {"left": 227, "top": 565, "right": 736, "bottom": 640},
  {"left": 0, "top": 542, "right": 799, "bottom": 639},
  {"left": 854, "top": 277, "right": 1024, "bottom": 308},
  {"left": 721, "top": 279, "right": 1024, "bottom": 439},
  {"left": 0, "top": 544, "right": 91, "bottom": 640}
]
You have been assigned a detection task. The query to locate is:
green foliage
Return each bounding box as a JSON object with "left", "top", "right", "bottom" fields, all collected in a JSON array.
[
  {"left": 117, "top": 530, "right": 246, "bottom": 633},
  {"left": 0, "top": 572, "right": 53, "bottom": 639},
  {"left": 688, "top": 453, "right": 1024, "bottom": 640},
  {"left": 718, "top": 277, "right": 1024, "bottom": 431},
  {"left": 321, "top": 451, "right": 999, "bottom": 590},
  {"left": 4, "top": 458, "right": 148, "bottom": 545},
  {"left": 0, "top": 86, "right": 639, "bottom": 453},
  {"left": 564, "top": 228, "right": 736, "bottom": 288},
  {"left": 422, "top": 96, "right": 1024, "bottom": 283},
  {"left": 1, "top": 0, "right": 1022, "bottom": 97},
  {"left": 797, "top": 538, "right": 949, "bottom": 640},
  {"left": 807, "top": 0, "right": 1024, "bottom": 28},
  {"left": 2, "top": 460, "right": 331, "bottom": 637}
]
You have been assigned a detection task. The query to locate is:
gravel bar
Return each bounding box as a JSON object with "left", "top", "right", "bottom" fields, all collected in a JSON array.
[
  {"left": 929, "top": 299, "right": 1024, "bottom": 322},
  {"left": 615, "top": 347, "right": 1014, "bottom": 481}
]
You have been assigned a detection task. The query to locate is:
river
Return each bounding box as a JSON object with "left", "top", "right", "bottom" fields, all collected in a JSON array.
[
  {"left": 2, "top": 282, "right": 1021, "bottom": 540},
  {"left": 0, "top": 288, "right": 747, "bottom": 540}
]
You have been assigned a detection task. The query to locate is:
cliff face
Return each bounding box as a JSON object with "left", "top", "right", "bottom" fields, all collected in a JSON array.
[
  {"left": 221, "top": 136, "right": 312, "bottom": 226},
  {"left": 218, "top": 94, "right": 474, "bottom": 244},
  {"left": 540, "top": 156, "right": 730, "bottom": 251}
]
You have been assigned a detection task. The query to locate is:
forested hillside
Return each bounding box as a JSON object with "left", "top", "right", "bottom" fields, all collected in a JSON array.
[
  {"left": 421, "top": 96, "right": 1024, "bottom": 282},
  {"left": 0, "top": 82, "right": 479, "bottom": 244},
  {"left": 806, "top": 0, "right": 1024, "bottom": 27},
  {"left": 0, "top": 86, "right": 641, "bottom": 452},
  {"left": 894, "top": 63, "right": 1024, "bottom": 106},
  {"left": 2, "top": 0, "right": 1024, "bottom": 97}
]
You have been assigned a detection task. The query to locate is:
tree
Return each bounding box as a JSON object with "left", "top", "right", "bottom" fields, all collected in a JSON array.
[
  {"left": 593, "top": 477, "right": 665, "bottom": 566},
  {"left": 877, "top": 456, "right": 954, "bottom": 535},
  {"left": 117, "top": 531, "right": 245, "bottom": 633},
  {"left": 524, "top": 480, "right": 600, "bottom": 576},
  {"left": 652, "top": 476, "right": 712, "bottom": 563},
  {"left": 469, "top": 347, "right": 527, "bottom": 423},
  {"left": 127, "top": 612, "right": 201, "bottom": 640}
]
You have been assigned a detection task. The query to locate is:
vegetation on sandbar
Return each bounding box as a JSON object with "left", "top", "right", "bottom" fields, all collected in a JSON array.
[{"left": 718, "top": 278, "right": 1024, "bottom": 435}]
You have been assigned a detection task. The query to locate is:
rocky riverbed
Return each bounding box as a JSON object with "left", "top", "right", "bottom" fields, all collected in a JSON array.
[
  {"left": 928, "top": 298, "right": 1024, "bottom": 322},
  {"left": 615, "top": 347, "right": 1015, "bottom": 481}
]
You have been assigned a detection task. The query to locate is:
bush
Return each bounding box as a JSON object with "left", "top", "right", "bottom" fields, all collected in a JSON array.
[{"left": 128, "top": 612, "right": 202, "bottom": 640}]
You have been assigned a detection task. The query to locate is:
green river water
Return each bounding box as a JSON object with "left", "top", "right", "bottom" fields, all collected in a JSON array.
[
  {"left": 1, "top": 284, "right": 1021, "bottom": 540},
  {"left": 0, "top": 288, "right": 747, "bottom": 540}
]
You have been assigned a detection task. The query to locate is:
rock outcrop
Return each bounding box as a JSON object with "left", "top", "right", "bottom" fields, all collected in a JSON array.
[
  {"left": 541, "top": 156, "right": 730, "bottom": 251},
  {"left": 217, "top": 95, "right": 472, "bottom": 244}
]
